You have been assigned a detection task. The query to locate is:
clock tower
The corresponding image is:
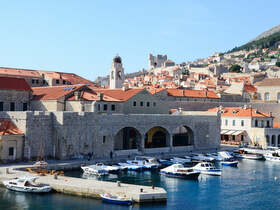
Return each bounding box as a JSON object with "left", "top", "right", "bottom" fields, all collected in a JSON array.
[{"left": 110, "top": 55, "right": 124, "bottom": 89}]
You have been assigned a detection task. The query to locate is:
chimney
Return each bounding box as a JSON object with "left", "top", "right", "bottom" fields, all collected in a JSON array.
[
  {"left": 182, "top": 90, "right": 185, "bottom": 96},
  {"left": 244, "top": 104, "right": 247, "bottom": 110},
  {"left": 205, "top": 91, "right": 207, "bottom": 98},
  {"left": 74, "top": 91, "right": 81, "bottom": 101},
  {"left": 219, "top": 105, "right": 223, "bottom": 110},
  {"left": 179, "top": 107, "right": 183, "bottom": 114},
  {"left": 269, "top": 112, "right": 272, "bottom": 117},
  {"left": 97, "top": 93, "right": 103, "bottom": 101},
  {"left": 122, "top": 83, "right": 129, "bottom": 91}
]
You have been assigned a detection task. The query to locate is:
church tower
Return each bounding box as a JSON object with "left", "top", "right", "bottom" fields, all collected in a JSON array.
[{"left": 110, "top": 55, "right": 124, "bottom": 89}]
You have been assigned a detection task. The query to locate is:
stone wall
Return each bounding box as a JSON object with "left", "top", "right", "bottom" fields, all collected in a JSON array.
[{"left": 0, "top": 89, "right": 31, "bottom": 111}]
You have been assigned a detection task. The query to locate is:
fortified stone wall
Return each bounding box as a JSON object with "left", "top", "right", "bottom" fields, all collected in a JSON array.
[
  {"left": 0, "top": 90, "right": 31, "bottom": 111},
  {"left": 162, "top": 101, "right": 280, "bottom": 122}
]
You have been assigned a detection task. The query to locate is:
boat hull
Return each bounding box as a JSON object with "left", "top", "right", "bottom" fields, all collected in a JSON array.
[
  {"left": 160, "top": 171, "right": 200, "bottom": 179},
  {"left": 100, "top": 194, "right": 133, "bottom": 205},
  {"left": 264, "top": 156, "right": 280, "bottom": 162},
  {"left": 3, "top": 182, "right": 52, "bottom": 193},
  {"left": 221, "top": 161, "right": 238, "bottom": 166}
]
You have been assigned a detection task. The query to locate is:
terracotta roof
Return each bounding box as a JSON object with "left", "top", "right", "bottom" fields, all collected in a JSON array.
[
  {"left": 0, "top": 120, "right": 23, "bottom": 135},
  {"left": 244, "top": 83, "right": 257, "bottom": 92},
  {"left": 170, "top": 109, "right": 177, "bottom": 114},
  {"left": 257, "top": 78, "right": 280, "bottom": 86},
  {"left": 67, "top": 89, "right": 120, "bottom": 101},
  {"left": 0, "top": 67, "right": 41, "bottom": 78},
  {"left": 207, "top": 106, "right": 272, "bottom": 118},
  {"left": 94, "top": 88, "right": 144, "bottom": 101},
  {"left": 168, "top": 89, "right": 219, "bottom": 99},
  {"left": 0, "top": 77, "right": 32, "bottom": 91},
  {"left": 32, "top": 85, "right": 86, "bottom": 100},
  {"left": 274, "top": 122, "right": 280, "bottom": 128},
  {"left": 149, "top": 88, "right": 166, "bottom": 94}
]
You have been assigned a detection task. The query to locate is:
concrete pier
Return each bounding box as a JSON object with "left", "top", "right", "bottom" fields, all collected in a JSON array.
[{"left": 0, "top": 165, "right": 167, "bottom": 203}]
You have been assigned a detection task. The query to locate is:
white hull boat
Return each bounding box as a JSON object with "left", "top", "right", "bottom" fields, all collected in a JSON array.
[
  {"left": 160, "top": 164, "right": 200, "bottom": 179},
  {"left": 126, "top": 156, "right": 160, "bottom": 169},
  {"left": 170, "top": 157, "right": 192, "bottom": 164},
  {"left": 118, "top": 163, "right": 142, "bottom": 170},
  {"left": 264, "top": 152, "right": 280, "bottom": 162},
  {"left": 3, "top": 175, "right": 52, "bottom": 193},
  {"left": 95, "top": 163, "right": 120, "bottom": 173},
  {"left": 192, "top": 162, "right": 222, "bottom": 176},
  {"left": 81, "top": 164, "right": 109, "bottom": 176}
]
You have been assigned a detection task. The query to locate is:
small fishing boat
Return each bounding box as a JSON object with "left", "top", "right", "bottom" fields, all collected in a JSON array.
[
  {"left": 160, "top": 164, "right": 200, "bottom": 179},
  {"left": 100, "top": 193, "right": 133, "bottom": 205},
  {"left": 81, "top": 164, "right": 109, "bottom": 176},
  {"left": 126, "top": 156, "right": 159, "bottom": 169},
  {"left": 264, "top": 151, "right": 280, "bottom": 162},
  {"left": 3, "top": 174, "right": 52, "bottom": 193},
  {"left": 221, "top": 160, "right": 238, "bottom": 166},
  {"left": 192, "top": 162, "right": 222, "bottom": 176},
  {"left": 240, "top": 154, "right": 264, "bottom": 160},
  {"left": 170, "top": 157, "right": 192, "bottom": 164},
  {"left": 158, "top": 159, "right": 173, "bottom": 166},
  {"left": 118, "top": 162, "right": 142, "bottom": 170},
  {"left": 95, "top": 163, "right": 120, "bottom": 173}
]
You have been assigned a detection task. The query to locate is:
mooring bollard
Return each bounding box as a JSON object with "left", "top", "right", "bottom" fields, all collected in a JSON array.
[
  {"left": 6, "top": 168, "right": 9, "bottom": 174},
  {"left": 152, "top": 185, "right": 155, "bottom": 189},
  {"left": 54, "top": 173, "right": 58, "bottom": 179},
  {"left": 140, "top": 188, "right": 143, "bottom": 192},
  {"left": 117, "top": 181, "right": 121, "bottom": 187}
]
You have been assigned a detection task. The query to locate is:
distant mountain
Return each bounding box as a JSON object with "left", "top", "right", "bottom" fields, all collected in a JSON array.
[
  {"left": 248, "top": 24, "right": 280, "bottom": 43},
  {"left": 228, "top": 24, "right": 280, "bottom": 53}
]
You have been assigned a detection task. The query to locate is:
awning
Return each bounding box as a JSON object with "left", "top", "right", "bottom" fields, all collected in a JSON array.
[{"left": 221, "top": 130, "right": 245, "bottom": 135}]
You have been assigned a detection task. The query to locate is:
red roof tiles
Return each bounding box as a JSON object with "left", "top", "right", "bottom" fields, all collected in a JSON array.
[
  {"left": 0, "top": 120, "right": 23, "bottom": 135},
  {"left": 0, "top": 77, "right": 32, "bottom": 91},
  {"left": 168, "top": 89, "right": 219, "bottom": 99}
]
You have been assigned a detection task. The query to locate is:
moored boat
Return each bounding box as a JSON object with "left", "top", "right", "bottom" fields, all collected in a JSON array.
[
  {"left": 100, "top": 193, "right": 133, "bottom": 205},
  {"left": 95, "top": 163, "right": 121, "bottom": 173},
  {"left": 126, "top": 156, "right": 159, "bottom": 169},
  {"left": 160, "top": 164, "right": 200, "bottom": 179},
  {"left": 170, "top": 157, "right": 192, "bottom": 164},
  {"left": 118, "top": 162, "right": 142, "bottom": 170},
  {"left": 221, "top": 160, "right": 238, "bottom": 166},
  {"left": 3, "top": 175, "right": 52, "bottom": 193},
  {"left": 192, "top": 162, "right": 222, "bottom": 176},
  {"left": 81, "top": 164, "right": 109, "bottom": 176},
  {"left": 264, "top": 151, "right": 280, "bottom": 162}
]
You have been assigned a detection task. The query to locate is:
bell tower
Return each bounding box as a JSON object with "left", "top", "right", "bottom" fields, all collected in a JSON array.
[{"left": 110, "top": 54, "right": 124, "bottom": 89}]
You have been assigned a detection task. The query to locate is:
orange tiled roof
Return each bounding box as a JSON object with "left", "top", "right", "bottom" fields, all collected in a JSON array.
[
  {"left": 0, "top": 67, "right": 41, "bottom": 78},
  {"left": 149, "top": 88, "right": 166, "bottom": 94},
  {"left": 32, "top": 85, "right": 86, "bottom": 100},
  {"left": 244, "top": 83, "right": 257, "bottom": 92},
  {"left": 257, "top": 78, "right": 280, "bottom": 86},
  {"left": 274, "top": 122, "right": 280, "bottom": 128},
  {"left": 207, "top": 106, "right": 272, "bottom": 118},
  {"left": 94, "top": 88, "right": 144, "bottom": 101},
  {"left": 0, "top": 76, "right": 32, "bottom": 91},
  {"left": 0, "top": 120, "right": 23, "bottom": 135},
  {"left": 66, "top": 89, "right": 120, "bottom": 102},
  {"left": 168, "top": 89, "right": 219, "bottom": 99}
]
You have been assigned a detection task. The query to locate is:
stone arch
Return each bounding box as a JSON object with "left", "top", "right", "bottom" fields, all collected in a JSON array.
[
  {"left": 271, "top": 135, "right": 276, "bottom": 146},
  {"left": 172, "top": 125, "right": 194, "bottom": 147},
  {"left": 117, "top": 70, "right": 122, "bottom": 79},
  {"left": 266, "top": 135, "right": 270, "bottom": 146},
  {"left": 114, "top": 127, "right": 142, "bottom": 150},
  {"left": 145, "top": 126, "right": 170, "bottom": 148}
]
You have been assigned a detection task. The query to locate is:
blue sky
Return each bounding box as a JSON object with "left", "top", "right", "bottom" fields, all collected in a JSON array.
[{"left": 0, "top": 0, "right": 279, "bottom": 81}]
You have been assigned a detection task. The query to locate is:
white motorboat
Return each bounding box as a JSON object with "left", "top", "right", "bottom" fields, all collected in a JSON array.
[
  {"left": 3, "top": 175, "right": 52, "bottom": 193},
  {"left": 126, "top": 156, "right": 159, "bottom": 169},
  {"left": 81, "top": 164, "right": 109, "bottom": 176},
  {"left": 160, "top": 164, "right": 200, "bottom": 179},
  {"left": 118, "top": 162, "right": 142, "bottom": 170},
  {"left": 170, "top": 157, "right": 192, "bottom": 164},
  {"left": 95, "top": 163, "right": 120, "bottom": 173},
  {"left": 218, "top": 151, "right": 234, "bottom": 161},
  {"left": 264, "top": 151, "right": 280, "bottom": 162},
  {"left": 192, "top": 162, "right": 222, "bottom": 176},
  {"left": 196, "top": 154, "right": 215, "bottom": 162},
  {"left": 240, "top": 154, "right": 264, "bottom": 160}
]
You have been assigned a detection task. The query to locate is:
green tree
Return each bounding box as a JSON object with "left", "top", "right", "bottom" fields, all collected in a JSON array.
[
  {"left": 229, "top": 65, "right": 242, "bottom": 73},
  {"left": 276, "top": 61, "right": 280, "bottom": 67}
]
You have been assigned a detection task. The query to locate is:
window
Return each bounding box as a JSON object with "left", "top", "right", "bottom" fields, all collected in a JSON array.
[
  {"left": 22, "top": 102, "right": 28, "bottom": 111},
  {"left": 103, "top": 104, "right": 107, "bottom": 111},
  {"left": 241, "top": 135, "right": 244, "bottom": 141},
  {"left": 103, "top": 136, "right": 106, "bottom": 143},
  {"left": 153, "top": 102, "right": 157, "bottom": 107},
  {"left": 56, "top": 80, "right": 59, "bottom": 84},
  {"left": 265, "top": 93, "right": 269, "bottom": 101},
  {"left": 147, "top": 102, "right": 150, "bottom": 107},
  {"left": 10, "top": 102, "right": 15, "bottom": 111},
  {"left": 0, "top": 102, "right": 3, "bottom": 111},
  {"left": 140, "top": 101, "right": 143, "bottom": 107},
  {"left": 232, "top": 135, "right": 235, "bottom": 141},
  {"left": 111, "top": 104, "right": 115, "bottom": 111},
  {"left": 63, "top": 80, "right": 66, "bottom": 85},
  {"left": 267, "top": 121, "right": 270, "bottom": 127},
  {"left": 241, "top": 120, "right": 244, "bottom": 126},
  {"left": 43, "top": 80, "right": 46, "bottom": 85},
  {"left": 133, "top": 101, "right": 136, "bottom": 106},
  {"left": 225, "top": 119, "right": 228, "bottom": 126},
  {"left": 261, "top": 121, "right": 264, "bottom": 128},
  {"left": 9, "top": 147, "right": 14, "bottom": 156},
  {"left": 255, "top": 119, "right": 258, "bottom": 127},
  {"left": 278, "top": 93, "right": 280, "bottom": 101},
  {"left": 97, "top": 104, "right": 100, "bottom": 111},
  {"left": 233, "top": 120, "right": 235, "bottom": 126}
]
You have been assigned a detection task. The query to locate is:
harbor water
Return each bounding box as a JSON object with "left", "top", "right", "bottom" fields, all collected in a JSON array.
[{"left": 1, "top": 159, "right": 280, "bottom": 210}]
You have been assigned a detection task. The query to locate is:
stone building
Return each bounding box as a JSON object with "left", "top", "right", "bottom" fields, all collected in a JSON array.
[
  {"left": 254, "top": 78, "right": 280, "bottom": 102},
  {"left": 0, "top": 76, "right": 32, "bottom": 111},
  {"left": 110, "top": 55, "right": 124, "bottom": 89},
  {"left": 148, "top": 54, "right": 167, "bottom": 69}
]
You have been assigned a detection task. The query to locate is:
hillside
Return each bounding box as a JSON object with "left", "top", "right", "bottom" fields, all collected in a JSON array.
[{"left": 228, "top": 24, "right": 280, "bottom": 53}]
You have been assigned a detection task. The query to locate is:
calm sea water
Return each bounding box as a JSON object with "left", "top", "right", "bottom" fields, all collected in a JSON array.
[{"left": 1, "top": 159, "right": 280, "bottom": 210}]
